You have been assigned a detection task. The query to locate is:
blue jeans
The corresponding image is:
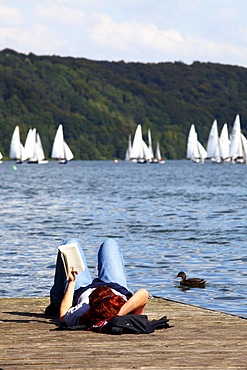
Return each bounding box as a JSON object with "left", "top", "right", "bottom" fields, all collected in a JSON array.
[{"left": 49, "top": 238, "right": 128, "bottom": 304}]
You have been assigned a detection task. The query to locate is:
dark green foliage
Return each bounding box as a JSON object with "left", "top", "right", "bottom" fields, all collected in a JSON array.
[{"left": 0, "top": 49, "right": 247, "bottom": 159}]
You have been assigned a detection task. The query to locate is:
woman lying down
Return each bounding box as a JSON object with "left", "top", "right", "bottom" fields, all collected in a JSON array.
[{"left": 45, "top": 238, "right": 149, "bottom": 328}]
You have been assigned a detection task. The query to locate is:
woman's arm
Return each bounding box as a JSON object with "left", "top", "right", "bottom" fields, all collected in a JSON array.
[
  {"left": 59, "top": 268, "right": 78, "bottom": 321},
  {"left": 117, "top": 288, "right": 148, "bottom": 316}
]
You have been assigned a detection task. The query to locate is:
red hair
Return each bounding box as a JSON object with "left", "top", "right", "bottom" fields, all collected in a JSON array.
[{"left": 79, "top": 286, "right": 126, "bottom": 325}]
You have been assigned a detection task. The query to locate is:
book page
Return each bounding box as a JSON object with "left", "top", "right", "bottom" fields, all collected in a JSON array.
[{"left": 58, "top": 243, "right": 85, "bottom": 273}]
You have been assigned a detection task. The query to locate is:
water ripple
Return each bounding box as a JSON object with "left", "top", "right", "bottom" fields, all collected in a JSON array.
[{"left": 0, "top": 160, "right": 246, "bottom": 317}]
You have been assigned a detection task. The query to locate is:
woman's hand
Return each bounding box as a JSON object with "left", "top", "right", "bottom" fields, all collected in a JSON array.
[{"left": 68, "top": 267, "right": 78, "bottom": 282}]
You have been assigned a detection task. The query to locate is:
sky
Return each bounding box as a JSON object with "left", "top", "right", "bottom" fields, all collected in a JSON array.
[{"left": 0, "top": 0, "right": 247, "bottom": 67}]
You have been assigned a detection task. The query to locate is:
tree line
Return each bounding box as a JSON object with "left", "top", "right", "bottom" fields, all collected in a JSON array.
[{"left": 0, "top": 48, "right": 247, "bottom": 160}]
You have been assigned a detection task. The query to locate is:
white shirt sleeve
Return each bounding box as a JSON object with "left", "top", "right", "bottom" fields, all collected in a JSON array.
[
  {"left": 63, "top": 288, "right": 94, "bottom": 326},
  {"left": 63, "top": 288, "right": 127, "bottom": 326}
]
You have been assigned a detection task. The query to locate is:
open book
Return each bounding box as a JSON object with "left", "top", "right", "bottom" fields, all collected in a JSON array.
[{"left": 58, "top": 243, "right": 85, "bottom": 278}]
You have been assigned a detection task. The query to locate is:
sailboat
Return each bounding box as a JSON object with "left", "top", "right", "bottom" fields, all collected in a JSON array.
[
  {"left": 197, "top": 141, "right": 208, "bottom": 162},
  {"left": 125, "top": 125, "right": 162, "bottom": 163},
  {"left": 206, "top": 120, "right": 221, "bottom": 162},
  {"left": 186, "top": 124, "right": 207, "bottom": 163},
  {"left": 25, "top": 128, "right": 49, "bottom": 164},
  {"left": 155, "top": 142, "right": 165, "bottom": 163},
  {"left": 51, "top": 124, "right": 74, "bottom": 163},
  {"left": 240, "top": 134, "right": 247, "bottom": 164},
  {"left": 125, "top": 135, "right": 133, "bottom": 161},
  {"left": 0, "top": 151, "right": 2, "bottom": 164},
  {"left": 141, "top": 139, "right": 153, "bottom": 163},
  {"left": 131, "top": 124, "right": 144, "bottom": 162},
  {"left": 35, "top": 133, "right": 49, "bottom": 164},
  {"left": 128, "top": 124, "right": 152, "bottom": 163},
  {"left": 24, "top": 128, "right": 35, "bottom": 160},
  {"left": 148, "top": 129, "right": 154, "bottom": 159},
  {"left": 229, "top": 115, "right": 244, "bottom": 163},
  {"left": 219, "top": 123, "right": 230, "bottom": 162},
  {"left": 147, "top": 130, "right": 165, "bottom": 163},
  {"left": 9, "top": 126, "right": 28, "bottom": 163}
]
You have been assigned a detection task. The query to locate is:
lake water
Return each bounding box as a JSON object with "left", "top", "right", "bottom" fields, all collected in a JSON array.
[{"left": 0, "top": 160, "right": 246, "bottom": 318}]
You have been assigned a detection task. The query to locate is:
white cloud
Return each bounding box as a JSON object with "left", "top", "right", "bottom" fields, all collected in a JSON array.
[
  {"left": 36, "top": 5, "right": 87, "bottom": 26},
  {"left": 25, "top": 24, "right": 68, "bottom": 54},
  {"left": 84, "top": 12, "right": 247, "bottom": 66},
  {"left": 89, "top": 14, "right": 183, "bottom": 52},
  {"left": 0, "top": 24, "right": 68, "bottom": 55},
  {"left": 0, "top": 5, "right": 24, "bottom": 26},
  {"left": 0, "top": 1, "right": 246, "bottom": 66}
]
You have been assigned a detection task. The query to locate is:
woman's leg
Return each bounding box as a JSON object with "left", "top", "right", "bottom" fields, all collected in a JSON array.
[
  {"left": 97, "top": 238, "right": 128, "bottom": 289},
  {"left": 49, "top": 238, "right": 92, "bottom": 304}
]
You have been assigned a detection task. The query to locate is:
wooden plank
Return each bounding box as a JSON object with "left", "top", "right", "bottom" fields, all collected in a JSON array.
[{"left": 0, "top": 296, "right": 246, "bottom": 369}]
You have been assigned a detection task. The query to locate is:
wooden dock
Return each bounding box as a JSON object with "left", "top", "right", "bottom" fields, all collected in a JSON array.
[{"left": 0, "top": 296, "right": 246, "bottom": 369}]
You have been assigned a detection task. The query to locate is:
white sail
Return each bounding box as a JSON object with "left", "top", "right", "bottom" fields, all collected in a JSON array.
[
  {"left": 0, "top": 151, "right": 3, "bottom": 161},
  {"left": 36, "top": 133, "right": 48, "bottom": 163},
  {"left": 148, "top": 129, "right": 154, "bottom": 158},
  {"left": 63, "top": 141, "right": 74, "bottom": 161},
  {"left": 131, "top": 124, "right": 144, "bottom": 159},
  {"left": 51, "top": 125, "right": 64, "bottom": 159},
  {"left": 9, "top": 126, "right": 28, "bottom": 162},
  {"left": 35, "top": 133, "right": 44, "bottom": 160},
  {"left": 155, "top": 142, "right": 165, "bottom": 163},
  {"left": 186, "top": 125, "right": 200, "bottom": 159},
  {"left": 125, "top": 135, "right": 132, "bottom": 161},
  {"left": 142, "top": 139, "right": 153, "bottom": 161},
  {"left": 241, "top": 134, "right": 247, "bottom": 163},
  {"left": 197, "top": 140, "right": 207, "bottom": 160},
  {"left": 25, "top": 128, "right": 48, "bottom": 163},
  {"left": 10, "top": 126, "right": 21, "bottom": 159},
  {"left": 24, "top": 128, "right": 36, "bottom": 159},
  {"left": 219, "top": 123, "right": 230, "bottom": 160},
  {"left": 229, "top": 115, "right": 243, "bottom": 160},
  {"left": 187, "top": 124, "right": 207, "bottom": 162},
  {"left": 206, "top": 120, "right": 220, "bottom": 160},
  {"left": 51, "top": 124, "right": 74, "bottom": 162},
  {"left": 156, "top": 142, "right": 161, "bottom": 161}
]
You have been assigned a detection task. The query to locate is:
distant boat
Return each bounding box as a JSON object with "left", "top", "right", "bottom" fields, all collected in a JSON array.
[
  {"left": 141, "top": 139, "right": 153, "bottom": 163},
  {"left": 24, "top": 128, "right": 35, "bottom": 160},
  {"left": 0, "top": 151, "right": 2, "bottom": 164},
  {"left": 240, "top": 134, "right": 247, "bottom": 164},
  {"left": 125, "top": 134, "right": 132, "bottom": 161},
  {"left": 36, "top": 133, "right": 49, "bottom": 164},
  {"left": 148, "top": 129, "right": 154, "bottom": 159},
  {"left": 229, "top": 115, "right": 244, "bottom": 163},
  {"left": 206, "top": 120, "right": 221, "bottom": 163},
  {"left": 125, "top": 125, "right": 164, "bottom": 163},
  {"left": 24, "top": 128, "right": 48, "bottom": 164},
  {"left": 197, "top": 141, "right": 208, "bottom": 162},
  {"left": 131, "top": 124, "right": 144, "bottom": 162},
  {"left": 219, "top": 123, "right": 230, "bottom": 162},
  {"left": 51, "top": 124, "right": 74, "bottom": 164},
  {"left": 155, "top": 142, "right": 165, "bottom": 163},
  {"left": 147, "top": 130, "right": 165, "bottom": 163},
  {"left": 9, "top": 126, "right": 28, "bottom": 163},
  {"left": 186, "top": 124, "right": 207, "bottom": 162},
  {"left": 128, "top": 124, "right": 153, "bottom": 163}
]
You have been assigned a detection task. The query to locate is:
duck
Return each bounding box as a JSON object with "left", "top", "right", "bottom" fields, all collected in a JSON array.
[{"left": 174, "top": 271, "right": 206, "bottom": 287}]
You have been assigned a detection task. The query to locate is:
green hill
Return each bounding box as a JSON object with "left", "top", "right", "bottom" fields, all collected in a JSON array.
[{"left": 0, "top": 48, "right": 247, "bottom": 160}]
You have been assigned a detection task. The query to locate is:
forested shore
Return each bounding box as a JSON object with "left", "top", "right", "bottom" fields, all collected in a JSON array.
[{"left": 0, "top": 48, "right": 247, "bottom": 160}]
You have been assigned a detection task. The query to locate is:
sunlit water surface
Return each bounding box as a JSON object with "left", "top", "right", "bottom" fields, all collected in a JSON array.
[{"left": 0, "top": 160, "right": 246, "bottom": 318}]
